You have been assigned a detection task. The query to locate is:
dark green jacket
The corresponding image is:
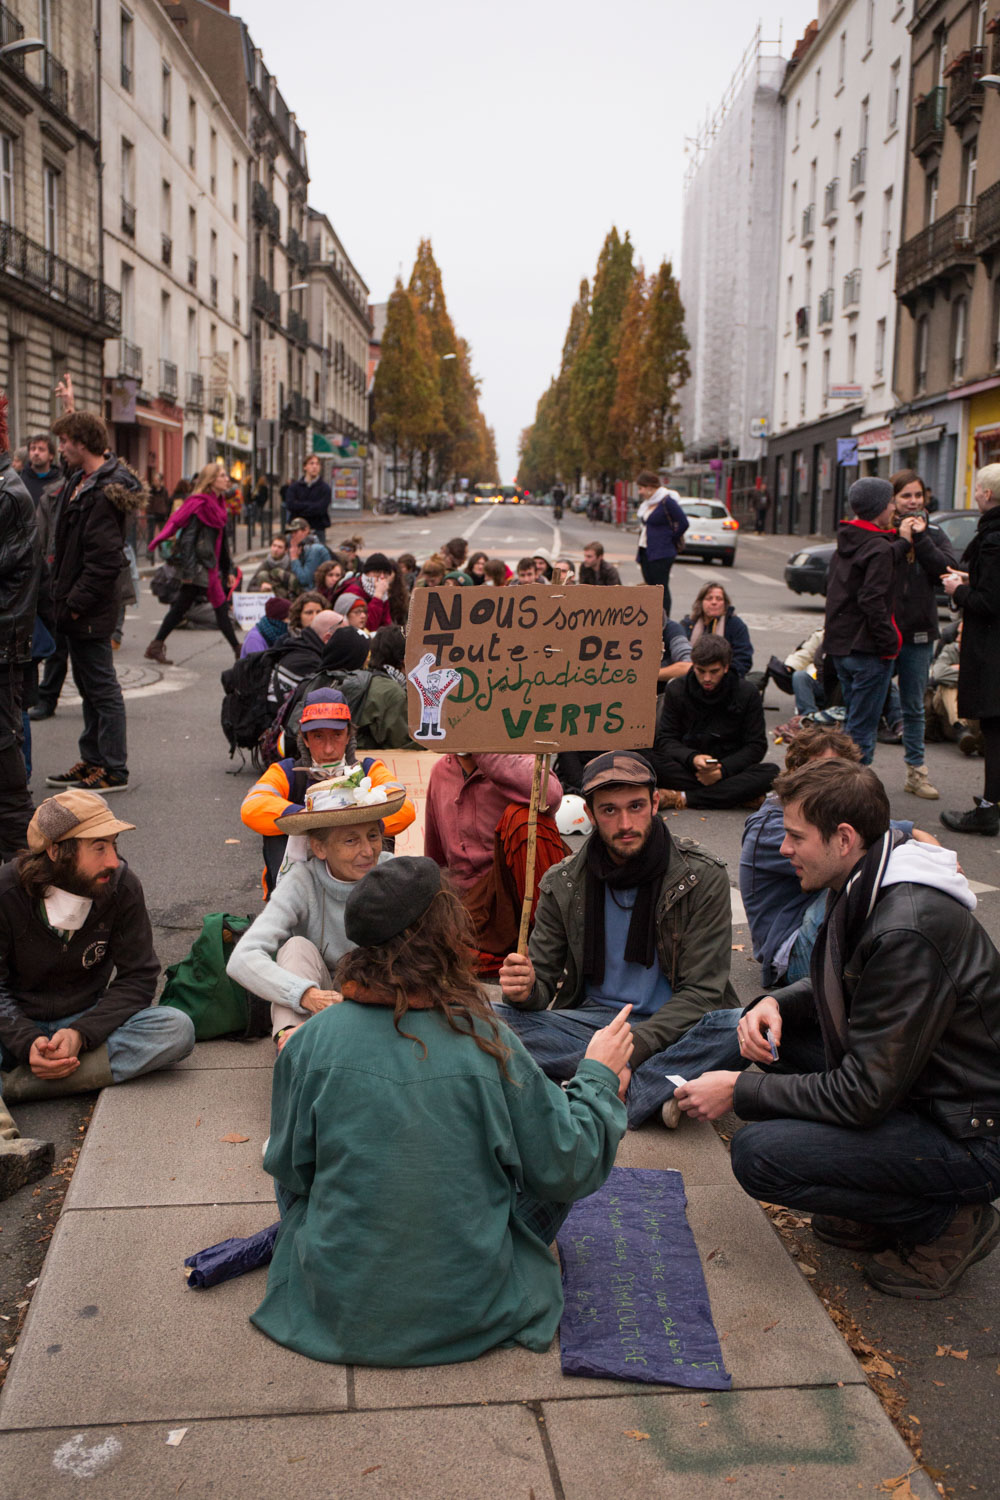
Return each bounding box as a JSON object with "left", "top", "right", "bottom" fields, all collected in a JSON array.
[{"left": 516, "top": 833, "right": 738, "bottom": 1068}]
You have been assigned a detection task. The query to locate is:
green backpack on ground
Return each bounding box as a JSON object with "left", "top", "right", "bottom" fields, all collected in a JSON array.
[{"left": 159, "top": 913, "right": 271, "bottom": 1041}]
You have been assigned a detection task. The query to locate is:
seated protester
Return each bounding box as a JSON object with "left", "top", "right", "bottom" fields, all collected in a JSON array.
[
  {"left": 241, "top": 689, "right": 414, "bottom": 898},
  {"left": 657, "top": 617, "right": 693, "bottom": 693},
  {"left": 682, "top": 582, "right": 753, "bottom": 677},
  {"left": 266, "top": 606, "right": 342, "bottom": 713},
  {"left": 248, "top": 535, "right": 301, "bottom": 599},
  {"left": 483, "top": 558, "right": 509, "bottom": 587},
  {"left": 552, "top": 558, "right": 577, "bottom": 584},
  {"left": 331, "top": 591, "right": 372, "bottom": 635},
  {"left": 424, "top": 750, "right": 565, "bottom": 974},
  {"left": 677, "top": 758, "right": 1000, "bottom": 1301},
  {"left": 240, "top": 596, "right": 291, "bottom": 659},
  {"left": 441, "top": 537, "right": 468, "bottom": 574},
  {"left": 341, "top": 625, "right": 418, "bottom": 751},
  {"left": 396, "top": 552, "right": 418, "bottom": 591},
  {"left": 650, "top": 635, "right": 779, "bottom": 810},
  {"left": 334, "top": 552, "right": 395, "bottom": 631},
  {"left": 739, "top": 724, "right": 938, "bottom": 990},
  {"left": 467, "top": 551, "right": 489, "bottom": 585},
  {"left": 413, "top": 556, "right": 446, "bottom": 590},
  {"left": 286, "top": 517, "right": 332, "bottom": 590},
  {"left": 579, "top": 540, "right": 621, "bottom": 587},
  {"left": 532, "top": 550, "right": 553, "bottom": 583},
  {"left": 312, "top": 556, "right": 345, "bottom": 604},
  {"left": 442, "top": 569, "right": 473, "bottom": 587},
  {"left": 251, "top": 858, "right": 630, "bottom": 1367},
  {"left": 512, "top": 557, "right": 538, "bottom": 586},
  {"left": 228, "top": 779, "right": 400, "bottom": 1046},
  {"left": 0, "top": 792, "right": 194, "bottom": 1197},
  {"left": 926, "top": 625, "right": 965, "bottom": 743},
  {"left": 784, "top": 626, "right": 826, "bottom": 716},
  {"left": 498, "top": 752, "right": 740, "bottom": 1131}
]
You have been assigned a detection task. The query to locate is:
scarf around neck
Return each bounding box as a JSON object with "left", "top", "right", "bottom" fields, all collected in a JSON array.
[
  {"left": 809, "top": 828, "right": 903, "bottom": 1067},
  {"left": 582, "top": 814, "right": 673, "bottom": 985},
  {"left": 257, "top": 616, "right": 288, "bottom": 647}
]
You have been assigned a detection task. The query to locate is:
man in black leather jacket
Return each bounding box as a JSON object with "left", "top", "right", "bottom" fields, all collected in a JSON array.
[
  {"left": 676, "top": 758, "right": 1000, "bottom": 1300},
  {"left": 0, "top": 400, "right": 40, "bottom": 860}
]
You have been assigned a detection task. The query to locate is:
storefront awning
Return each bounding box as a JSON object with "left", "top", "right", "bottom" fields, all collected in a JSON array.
[
  {"left": 892, "top": 425, "right": 945, "bottom": 448},
  {"left": 135, "top": 407, "right": 182, "bottom": 432}
]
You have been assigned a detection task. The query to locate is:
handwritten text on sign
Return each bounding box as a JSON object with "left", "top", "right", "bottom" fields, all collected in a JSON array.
[{"left": 404, "top": 584, "right": 662, "bottom": 753}]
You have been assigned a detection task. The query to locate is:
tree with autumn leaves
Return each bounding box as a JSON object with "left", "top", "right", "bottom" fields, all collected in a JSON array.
[
  {"left": 517, "top": 230, "right": 689, "bottom": 492},
  {"left": 372, "top": 240, "right": 498, "bottom": 490}
]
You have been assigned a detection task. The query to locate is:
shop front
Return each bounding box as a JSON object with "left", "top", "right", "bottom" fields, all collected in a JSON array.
[
  {"left": 961, "top": 381, "right": 1000, "bottom": 507},
  {"left": 891, "top": 398, "right": 962, "bottom": 511},
  {"left": 767, "top": 405, "right": 862, "bottom": 537}
]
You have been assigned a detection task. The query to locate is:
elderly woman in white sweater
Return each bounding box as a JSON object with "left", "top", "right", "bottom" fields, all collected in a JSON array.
[{"left": 227, "top": 782, "right": 403, "bottom": 1047}]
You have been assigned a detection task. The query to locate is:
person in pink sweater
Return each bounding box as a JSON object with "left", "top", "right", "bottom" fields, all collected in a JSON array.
[
  {"left": 424, "top": 752, "right": 565, "bottom": 974},
  {"left": 335, "top": 552, "right": 395, "bottom": 631}
]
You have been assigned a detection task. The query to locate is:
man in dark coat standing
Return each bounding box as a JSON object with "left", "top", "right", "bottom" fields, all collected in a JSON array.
[
  {"left": 284, "top": 455, "right": 332, "bottom": 541},
  {"left": 942, "top": 464, "right": 1000, "bottom": 836},
  {"left": 0, "top": 394, "right": 40, "bottom": 859},
  {"left": 823, "top": 477, "right": 901, "bottom": 764}
]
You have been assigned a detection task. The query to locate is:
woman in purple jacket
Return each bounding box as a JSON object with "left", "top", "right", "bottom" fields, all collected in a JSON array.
[{"left": 635, "top": 470, "right": 689, "bottom": 617}]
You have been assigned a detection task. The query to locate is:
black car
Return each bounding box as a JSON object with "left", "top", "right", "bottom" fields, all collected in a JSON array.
[{"left": 783, "top": 508, "right": 980, "bottom": 599}]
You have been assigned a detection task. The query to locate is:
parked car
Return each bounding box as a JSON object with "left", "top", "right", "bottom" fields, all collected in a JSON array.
[
  {"left": 677, "top": 499, "right": 739, "bottom": 566},
  {"left": 783, "top": 508, "right": 980, "bottom": 600}
]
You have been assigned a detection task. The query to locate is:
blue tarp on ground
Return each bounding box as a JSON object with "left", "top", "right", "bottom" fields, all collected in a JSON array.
[{"left": 556, "top": 1165, "right": 732, "bottom": 1390}]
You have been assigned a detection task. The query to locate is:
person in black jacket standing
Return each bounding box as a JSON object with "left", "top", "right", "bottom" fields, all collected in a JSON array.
[
  {"left": 284, "top": 455, "right": 332, "bottom": 541},
  {"left": 676, "top": 758, "right": 1000, "bottom": 1300},
  {"left": 48, "top": 412, "right": 145, "bottom": 795},
  {"left": 890, "top": 470, "right": 956, "bottom": 801},
  {"left": 823, "top": 478, "right": 901, "bottom": 765},
  {"left": 0, "top": 394, "right": 41, "bottom": 858},
  {"left": 649, "top": 635, "right": 778, "bottom": 809},
  {"left": 942, "top": 464, "right": 1000, "bottom": 836}
]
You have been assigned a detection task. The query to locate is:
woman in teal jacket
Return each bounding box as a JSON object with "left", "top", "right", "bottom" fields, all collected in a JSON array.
[{"left": 251, "top": 857, "right": 631, "bottom": 1367}]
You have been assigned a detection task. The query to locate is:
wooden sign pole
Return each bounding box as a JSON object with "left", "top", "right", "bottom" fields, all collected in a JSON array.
[{"left": 516, "top": 753, "right": 548, "bottom": 955}]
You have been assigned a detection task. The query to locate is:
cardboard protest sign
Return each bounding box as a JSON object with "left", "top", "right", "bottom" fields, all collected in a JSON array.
[
  {"left": 404, "top": 585, "right": 662, "bottom": 753},
  {"left": 231, "top": 593, "right": 269, "bottom": 629}
]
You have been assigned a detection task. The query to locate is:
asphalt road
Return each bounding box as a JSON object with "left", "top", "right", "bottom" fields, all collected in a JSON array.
[{"left": 2, "top": 502, "right": 997, "bottom": 1490}]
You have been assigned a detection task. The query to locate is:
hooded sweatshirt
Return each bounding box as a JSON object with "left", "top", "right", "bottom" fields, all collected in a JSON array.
[
  {"left": 824, "top": 519, "right": 901, "bottom": 659},
  {"left": 880, "top": 837, "right": 976, "bottom": 911}
]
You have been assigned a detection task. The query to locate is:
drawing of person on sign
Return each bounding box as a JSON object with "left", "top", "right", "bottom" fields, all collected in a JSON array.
[{"left": 408, "top": 653, "right": 462, "bottom": 740}]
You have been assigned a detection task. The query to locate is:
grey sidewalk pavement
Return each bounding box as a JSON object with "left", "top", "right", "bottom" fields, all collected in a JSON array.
[{"left": 0, "top": 1040, "right": 935, "bottom": 1499}]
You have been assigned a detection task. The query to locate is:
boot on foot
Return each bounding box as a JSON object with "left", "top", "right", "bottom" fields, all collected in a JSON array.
[
  {"left": 940, "top": 797, "right": 1000, "bottom": 836},
  {"left": 904, "top": 765, "right": 939, "bottom": 799},
  {"left": 811, "top": 1214, "right": 895, "bottom": 1252},
  {"left": 866, "top": 1203, "right": 1000, "bottom": 1299},
  {"left": 144, "top": 639, "right": 172, "bottom": 665}
]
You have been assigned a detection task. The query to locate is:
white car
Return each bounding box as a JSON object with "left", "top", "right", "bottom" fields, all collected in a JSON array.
[{"left": 677, "top": 498, "right": 739, "bottom": 567}]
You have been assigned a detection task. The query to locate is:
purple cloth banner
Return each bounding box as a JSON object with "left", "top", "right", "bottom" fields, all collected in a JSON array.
[{"left": 557, "top": 1165, "right": 731, "bottom": 1390}]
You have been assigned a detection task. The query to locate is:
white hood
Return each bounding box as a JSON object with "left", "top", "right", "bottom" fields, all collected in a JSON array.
[{"left": 881, "top": 839, "right": 977, "bottom": 912}]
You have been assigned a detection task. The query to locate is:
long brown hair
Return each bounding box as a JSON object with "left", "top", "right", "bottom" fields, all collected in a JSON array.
[
  {"left": 16, "top": 842, "right": 79, "bottom": 900},
  {"left": 890, "top": 468, "right": 925, "bottom": 501},
  {"left": 689, "top": 580, "right": 733, "bottom": 626},
  {"left": 334, "top": 888, "right": 512, "bottom": 1075}
]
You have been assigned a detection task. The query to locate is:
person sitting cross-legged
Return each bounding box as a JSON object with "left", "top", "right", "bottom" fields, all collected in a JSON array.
[
  {"left": 497, "top": 752, "right": 742, "bottom": 1130},
  {"left": 649, "top": 634, "right": 779, "bottom": 811},
  {"left": 677, "top": 758, "right": 1000, "bottom": 1301},
  {"left": 0, "top": 792, "right": 195, "bottom": 1199}
]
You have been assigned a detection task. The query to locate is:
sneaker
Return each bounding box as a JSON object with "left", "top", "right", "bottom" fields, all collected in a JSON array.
[
  {"left": 810, "top": 1214, "right": 895, "bottom": 1252},
  {"left": 27, "top": 703, "right": 55, "bottom": 721},
  {"left": 904, "top": 765, "right": 940, "bottom": 800},
  {"left": 45, "top": 760, "right": 95, "bottom": 788},
  {"left": 661, "top": 1098, "right": 682, "bottom": 1129},
  {"left": 76, "top": 767, "right": 129, "bottom": 794},
  {"left": 865, "top": 1203, "right": 1000, "bottom": 1300},
  {"left": 940, "top": 797, "right": 1000, "bottom": 837}
]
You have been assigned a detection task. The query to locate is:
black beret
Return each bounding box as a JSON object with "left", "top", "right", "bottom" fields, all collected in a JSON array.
[{"left": 344, "top": 856, "right": 442, "bottom": 948}]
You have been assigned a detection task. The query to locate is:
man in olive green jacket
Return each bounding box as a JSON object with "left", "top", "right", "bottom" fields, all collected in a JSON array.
[{"left": 498, "top": 751, "right": 742, "bottom": 1128}]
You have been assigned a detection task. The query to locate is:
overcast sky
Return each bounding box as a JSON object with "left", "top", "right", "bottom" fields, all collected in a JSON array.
[{"left": 234, "top": 0, "right": 818, "bottom": 480}]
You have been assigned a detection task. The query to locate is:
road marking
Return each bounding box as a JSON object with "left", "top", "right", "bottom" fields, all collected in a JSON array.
[
  {"left": 731, "top": 888, "right": 746, "bottom": 925},
  {"left": 967, "top": 879, "right": 999, "bottom": 896},
  {"left": 738, "top": 570, "right": 781, "bottom": 588}
]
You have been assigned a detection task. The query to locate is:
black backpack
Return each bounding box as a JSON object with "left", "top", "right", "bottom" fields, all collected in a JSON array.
[
  {"left": 220, "top": 647, "right": 283, "bottom": 763},
  {"left": 258, "top": 667, "right": 374, "bottom": 767}
]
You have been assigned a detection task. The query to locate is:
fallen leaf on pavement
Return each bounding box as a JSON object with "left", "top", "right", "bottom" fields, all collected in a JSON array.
[
  {"left": 796, "top": 1261, "right": 817, "bottom": 1275},
  {"left": 934, "top": 1345, "right": 951, "bottom": 1357},
  {"left": 878, "top": 1465, "right": 923, "bottom": 1497},
  {"left": 225, "top": 839, "right": 241, "bottom": 844},
  {"left": 949, "top": 1348, "right": 968, "bottom": 1360},
  {"left": 862, "top": 1354, "right": 896, "bottom": 1380},
  {"left": 360, "top": 1466, "right": 382, "bottom": 1475},
  {"left": 195, "top": 1118, "right": 201, "bottom": 1128},
  {"left": 219, "top": 1132, "right": 250, "bottom": 1144},
  {"left": 932, "top": 1380, "right": 945, "bottom": 1387},
  {"left": 731, "top": 944, "right": 745, "bottom": 952},
  {"left": 623, "top": 1430, "right": 650, "bottom": 1441},
  {"left": 762, "top": 1319, "right": 780, "bottom": 1332}
]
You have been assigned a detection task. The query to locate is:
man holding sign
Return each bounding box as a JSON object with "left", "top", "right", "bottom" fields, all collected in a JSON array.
[{"left": 498, "top": 752, "right": 741, "bottom": 1128}]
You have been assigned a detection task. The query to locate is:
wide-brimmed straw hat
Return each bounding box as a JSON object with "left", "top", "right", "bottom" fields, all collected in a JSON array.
[{"left": 275, "top": 778, "right": 405, "bottom": 834}]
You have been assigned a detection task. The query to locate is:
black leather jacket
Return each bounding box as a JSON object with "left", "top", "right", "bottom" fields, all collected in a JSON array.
[
  {"left": 0, "top": 453, "right": 41, "bottom": 666},
  {"left": 734, "top": 881, "right": 1000, "bottom": 1141}
]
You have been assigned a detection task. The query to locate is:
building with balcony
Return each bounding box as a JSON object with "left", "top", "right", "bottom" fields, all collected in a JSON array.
[
  {"left": 182, "top": 0, "right": 310, "bottom": 485},
  {"left": 99, "top": 0, "right": 250, "bottom": 490},
  {"left": 0, "top": 2, "right": 120, "bottom": 445},
  {"left": 304, "top": 208, "right": 370, "bottom": 443},
  {"left": 768, "top": 0, "right": 911, "bottom": 535},
  {"left": 679, "top": 25, "right": 787, "bottom": 515},
  {"left": 893, "top": 0, "right": 1000, "bottom": 505}
]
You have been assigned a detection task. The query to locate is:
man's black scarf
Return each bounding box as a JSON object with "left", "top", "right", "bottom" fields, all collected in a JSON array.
[
  {"left": 809, "top": 828, "right": 903, "bottom": 1066},
  {"left": 582, "top": 815, "right": 673, "bottom": 985}
]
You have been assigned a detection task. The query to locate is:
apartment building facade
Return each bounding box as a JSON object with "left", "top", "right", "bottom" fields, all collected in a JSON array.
[
  {"left": 768, "top": 0, "right": 912, "bottom": 534},
  {"left": 0, "top": 0, "right": 119, "bottom": 445},
  {"left": 305, "top": 208, "right": 370, "bottom": 446},
  {"left": 101, "top": 0, "right": 250, "bottom": 488},
  {"left": 893, "top": 0, "right": 1000, "bottom": 506}
]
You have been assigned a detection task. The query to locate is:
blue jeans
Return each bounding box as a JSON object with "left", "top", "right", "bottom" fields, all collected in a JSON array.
[
  {"left": 785, "top": 892, "right": 827, "bottom": 984},
  {"left": 493, "top": 1003, "right": 743, "bottom": 1128},
  {"left": 68, "top": 635, "right": 128, "bottom": 772},
  {"left": 0, "top": 1002, "right": 195, "bottom": 1090},
  {"left": 732, "top": 1107, "right": 1000, "bottom": 1246},
  {"left": 792, "top": 669, "right": 819, "bottom": 716},
  {"left": 832, "top": 653, "right": 894, "bottom": 764},
  {"left": 896, "top": 640, "right": 934, "bottom": 767}
]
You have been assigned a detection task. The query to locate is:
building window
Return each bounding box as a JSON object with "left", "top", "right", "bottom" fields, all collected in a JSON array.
[
  {"left": 782, "top": 372, "right": 789, "bottom": 424},
  {"left": 790, "top": 180, "right": 797, "bottom": 239},
  {"left": 838, "top": 31, "right": 846, "bottom": 87},
  {"left": 0, "top": 132, "right": 14, "bottom": 223},
  {"left": 120, "top": 261, "right": 135, "bottom": 341},
  {"left": 847, "top": 332, "right": 857, "bottom": 383},
  {"left": 881, "top": 187, "right": 893, "bottom": 260},
  {"left": 232, "top": 158, "right": 239, "bottom": 220},
  {"left": 859, "top": 96, "right": 869, "bottom": 151},
  {"left": 875, "top": 318, "right": 886, "bottom": 378},
  {"left": 43, "top": 166, "right": 59, "bottom": 255},
  {"left": 925, "top": 170, "right": 939, "bottom": 227},
  {"left": 888, "top": 59, "right": 900, "bottom": 130},
  {"left": 160, "top": 290, "right": 172, "bottom": 362},
  {"left": 188, "top": 97, "right": 196, "bottom": 170},
  {"left": 813, "top": 68, "right": 821, "bottom": 123},
  {"left": 822, "top": 348, "right": 831, "bottom": 407},
  {"left": 785, "top": 274, "right": 793, "bottom": 333},
  {"left": 952, "top": 297, "right": 968, "bottom": 383},
  {"left": 827, "top": 236, "right": 836, "bottom": 286},
  {"left": 120, "top": 7, "right": 133, "bottom": 92},
  {"left": 865, "top": 0, "right": 874, "bottom": 49},
  {"left": 800, "top": 360, "right": 808, "bottom": 417},
  {"left": 961, "top": 138, "right": 978, "bottom": 206},
  {"left": 209, "top": 128, "right": 217, "bottom": 195},
  {"left": 915, "top": 314, "right": 929, "bottom": 394},
  {"left": 794, "top": 98, "right": 801, "bottom": 145}
]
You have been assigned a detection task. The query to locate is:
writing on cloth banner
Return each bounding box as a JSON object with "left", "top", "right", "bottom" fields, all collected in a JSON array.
[
  {"left": 557, "top": 1166, "right": 732, "bottom": 1390},
  {"left": 404, "top": 585, "right": 662, "bottom": 754}
]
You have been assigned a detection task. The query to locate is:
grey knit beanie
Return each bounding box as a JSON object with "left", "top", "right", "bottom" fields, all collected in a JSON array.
[{"left": 848, "top": 477, "right": 893, "bottom": 522}]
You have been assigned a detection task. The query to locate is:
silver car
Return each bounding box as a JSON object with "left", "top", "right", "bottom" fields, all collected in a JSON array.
[{"left": 677, "top": 498, "right": 739, "bottom": 567}]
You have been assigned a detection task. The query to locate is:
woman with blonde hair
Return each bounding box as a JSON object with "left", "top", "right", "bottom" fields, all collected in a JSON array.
[{"left": 146, "top": 462, "right": 240, "bottom": 662}]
